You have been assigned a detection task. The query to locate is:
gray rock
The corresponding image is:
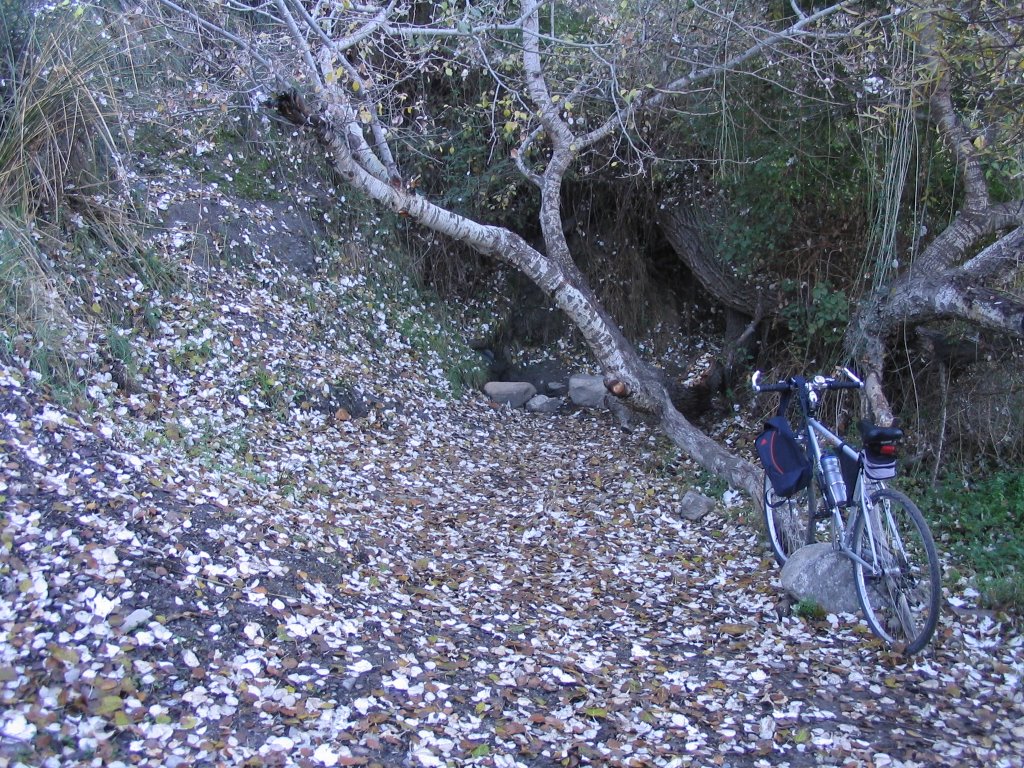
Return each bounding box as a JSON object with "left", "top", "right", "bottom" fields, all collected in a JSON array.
[
  {"left": 516, "top": 361, "right": 572, "bottom": 394},
  {"left": 525, "top": 394, "right": 562, "bottom": 414},
  {"left": 159, "top": 188, "right": 323, "bottom": 273},
  {"left": 780, "top": 542, "right": 860, "bottom": 615},
  {"left": 547, "top": 381, "right": 568, "bottom": 396},
  {"left": 679, "top": 490, "right": 715, "bottom": 521},
  {"left": 568, "top": 374, "right": 607, "bottom": 408},
  {"left": 483, "top": 381, "right": 537, "bottom": 409}
]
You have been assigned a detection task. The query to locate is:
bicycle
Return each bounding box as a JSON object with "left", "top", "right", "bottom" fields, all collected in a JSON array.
[{"left": 751, "top": 368, "right": 941, "bottom": 655}]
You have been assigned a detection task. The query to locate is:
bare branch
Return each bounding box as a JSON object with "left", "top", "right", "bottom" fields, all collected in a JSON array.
[
  {"left": 150, "top": 0, "right": 275, "bottom": 73},
  {"left": 335, "top": 0, "right": 400, "bottom": 52},
  {"left": 274, "top": 0, "right": 324, "bottom": 88},
  {"left": 657, "top": 2, "right": 849, "bottom": 99},
  {"left": 958, "top": 225, "right": 1024, "bottom": 286},
  {"left": 921, "top": 20, "right": 991, "bottom": 214},
  {"left": 382, "top": 0, "right": 547, "bottom": 39}
]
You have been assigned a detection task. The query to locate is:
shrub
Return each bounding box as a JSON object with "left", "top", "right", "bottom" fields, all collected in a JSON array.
[
  {"left": 922, "top": 470, "right": 1024, "bottom": 612},
  {"left": 0, "top": 4, "right": 168, "bottom": 387}
]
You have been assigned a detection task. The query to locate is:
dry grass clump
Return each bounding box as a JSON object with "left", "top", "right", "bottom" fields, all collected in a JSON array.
[{"left": 0, "top": 3, "right": 151, "bottom": 383}]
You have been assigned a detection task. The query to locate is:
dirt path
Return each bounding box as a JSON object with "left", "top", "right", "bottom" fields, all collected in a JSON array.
[
  {"left": 2, "top": 261, "right": 1022, "bottom": 767},
  {"left": 2, "top": 375, "right": 1022, "bottom": 767}
]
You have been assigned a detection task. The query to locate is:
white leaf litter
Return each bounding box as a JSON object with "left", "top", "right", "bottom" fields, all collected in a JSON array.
[
  {"left": 1, "top": 712, "right": 37, "bottom": 741},
  {"left": 348, "top": 659, "right": 373, "bottom": 675},
  {"left": 0, "top": 179, "right": 1021, "bottom": 768}
]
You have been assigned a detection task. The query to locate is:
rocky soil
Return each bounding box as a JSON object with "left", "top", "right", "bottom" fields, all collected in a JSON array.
[{"left": 2, "top": 238, "right": 1023, "bottom": 768}]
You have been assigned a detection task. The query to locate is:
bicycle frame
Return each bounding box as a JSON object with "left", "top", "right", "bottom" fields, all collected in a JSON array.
[{"left": 800, "top": 414, "right": 885, "bottom": 574}]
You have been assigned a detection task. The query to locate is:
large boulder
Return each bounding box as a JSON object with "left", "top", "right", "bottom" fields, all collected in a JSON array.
[
  {"left": 483, "top": 381, "right": 536, "bottom": 409},
  {"left": 780, "top": 542, "right": 861, "bottom": 615},
  {"left": 568, "top": 374, "right": 607, "bottom": 408}
]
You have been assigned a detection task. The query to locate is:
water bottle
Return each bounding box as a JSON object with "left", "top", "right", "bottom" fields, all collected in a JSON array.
[{"left": 820, "top": 454, "right": 847, "bottom": 507}]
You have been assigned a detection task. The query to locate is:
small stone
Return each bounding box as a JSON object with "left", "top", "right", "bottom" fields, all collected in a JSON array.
[
  {"left": 525, "top": 394, "right": 561, "bottom": 414},
  {"left": 679, "top": 490, "right": 715, "bottom": 521}
]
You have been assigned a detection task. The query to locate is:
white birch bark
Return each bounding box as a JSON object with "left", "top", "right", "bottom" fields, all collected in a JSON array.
[
  {"left": 849, "top": 34, "right": 1024, "bottom": 425},
  {"left": 146, "top": 0, "right": 857, "bottom": 498}
]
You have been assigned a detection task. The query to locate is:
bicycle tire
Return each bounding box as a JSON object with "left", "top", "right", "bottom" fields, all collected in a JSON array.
[
  {"left": 762, "top": 472, "right": 826, "bottom": 566},
  {"left": 852, "top": 488, "right": 941, "bottom": 655}
]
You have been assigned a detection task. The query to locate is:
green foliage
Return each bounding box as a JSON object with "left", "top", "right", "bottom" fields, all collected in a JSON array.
[
  {"left": 0, "top": 5, "right": 120, "bottom": 221},
  {"left": 171, "top": 339, "right": 213, "bottom": 372},
  {"left": 0, "top": 3, "right": 174, "bottom": 394},
  {"left": 667, "top": 72, "right": 869, "bottom": 363},
  {"left": 928, "top": 2, "right": 1024, "bottom": 202},
  {"left": 921, "top": 470, "right": 1024, "bottom": 611},
  {"left": 0, "top": 221, "right": 72, "bottom": 380},
  {"left": 793, "top": 598, "right": 827, "bottom": 621},
  {"left": 780, "top": 280, "right": 849, "bottom": 347},
  {"left": 694, "top": 467, "right": 728, "bottom": 500},
  {"left": 0, "top": 0, "right": 30, "bottom": 76},
  {"left": 145, "top": 121, "right": 289, "bottom": 203},
  {"left": 393, "top": 288, "right": 488, "bottom": 399},
  {"left": 105, "top": 326, "right": 135, "bottom": 370}
]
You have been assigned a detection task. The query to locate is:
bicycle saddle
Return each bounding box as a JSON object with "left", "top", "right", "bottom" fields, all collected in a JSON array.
[{"left": 858, "top": 419, "right": 903, "bottom": 444}]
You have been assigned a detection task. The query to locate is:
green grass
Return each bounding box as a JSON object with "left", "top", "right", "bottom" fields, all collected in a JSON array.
[
  {"left": 0, "top": 220, "right": 73, "bottom": 381},
  {"left": 919, "top": 470, "right": 1024, "bottom": 612},
  {"left": 793, "top": 598, "right": 827, "bottom": 621}
]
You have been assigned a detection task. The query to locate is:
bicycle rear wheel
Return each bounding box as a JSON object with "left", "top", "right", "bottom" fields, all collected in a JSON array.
[
  {"left": 852, "top": 488, "right": 941, "bottom": 655},
  {"left": 762, "top": 473, "right": 826, "bottom": 566}
]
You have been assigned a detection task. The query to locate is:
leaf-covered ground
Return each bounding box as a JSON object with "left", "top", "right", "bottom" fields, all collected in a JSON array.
[
  {"left": 2, "top": 239, "right": 1023, "bottom": 768},
  {"left": 1, "top": 150, "right": 1022, "bottom": 767}
]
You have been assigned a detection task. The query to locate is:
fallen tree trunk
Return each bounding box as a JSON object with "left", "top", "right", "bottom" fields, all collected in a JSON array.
[
  {"left": 147, "top": 0, "right": 853, "bottom": 505},
  {"left": 276, "top": 93, "right": 763, "bottom": 498}
]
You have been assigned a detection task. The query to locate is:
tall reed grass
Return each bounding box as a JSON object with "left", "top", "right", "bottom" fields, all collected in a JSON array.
[{"left": 0, "top": 2, "right": 152, "bottom": 384}]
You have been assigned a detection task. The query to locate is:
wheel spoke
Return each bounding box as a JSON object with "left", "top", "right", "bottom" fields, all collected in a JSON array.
[
  {"left": 763, "top": 472, "right": 830, "bottom": 566},
  {"left": 893, "top": 591, "right": 918, "bottom": 640},
  {"left": 763, "top": 477, "right": 802, "bottom": 565},
  {"left": 853, "top": 489, "right": 941, "bottom": 655}
]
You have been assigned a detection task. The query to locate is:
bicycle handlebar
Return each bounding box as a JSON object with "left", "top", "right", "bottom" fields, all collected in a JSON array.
[
  {"left": 750, "top": 371, "right": 789, "bottom": 393},
  {"left": 751, "top": 368, "right": 864, "bottom": 394}
]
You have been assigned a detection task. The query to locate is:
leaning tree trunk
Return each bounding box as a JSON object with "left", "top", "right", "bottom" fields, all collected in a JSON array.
[
  {"left": 658, "top": 201, "right": 775, "bottom": 320},
  {"left": 658, "top": 198, "right": 779, "bottom": 391},
  {"left": 279, "top": 97, "right": 763, "bottom": 498},
  {"left": 148, "top": 0, "right": 855, "bottom": 507}
]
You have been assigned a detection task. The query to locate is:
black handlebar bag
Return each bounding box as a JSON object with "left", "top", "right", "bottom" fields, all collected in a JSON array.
[
  {"left": 756, "top": 416, "right": 811, "bottom": 497},
  {"left": 755, "top": 381, "right": 811, "bottom": 497}
]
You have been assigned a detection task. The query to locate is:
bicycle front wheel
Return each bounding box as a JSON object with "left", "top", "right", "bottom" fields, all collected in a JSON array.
[
  {"left": 762, "top": 473, "right": 825, "bottom": 566},
  {"left": 852, "top": 488, "right": 941, "bottom": 655}
]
